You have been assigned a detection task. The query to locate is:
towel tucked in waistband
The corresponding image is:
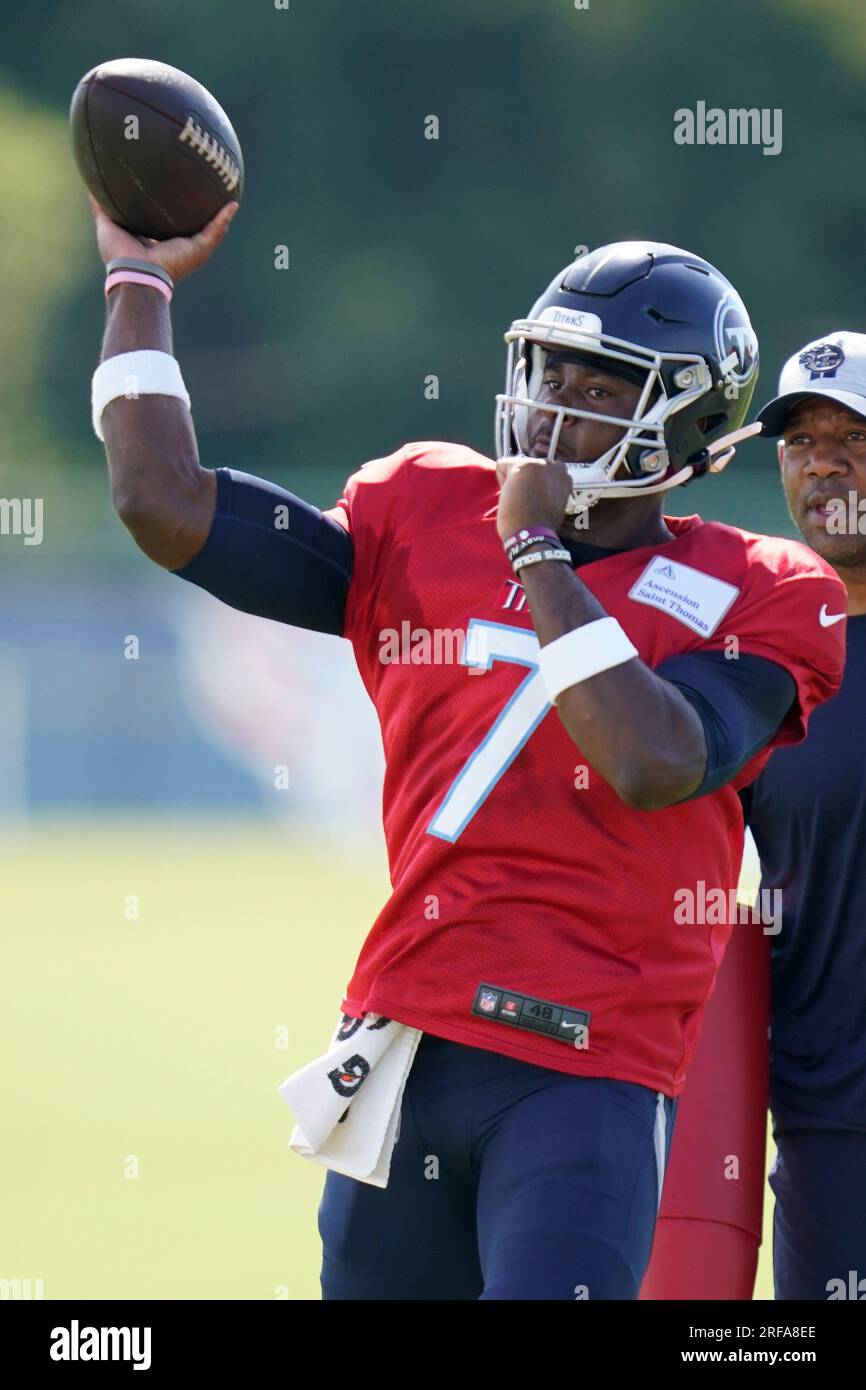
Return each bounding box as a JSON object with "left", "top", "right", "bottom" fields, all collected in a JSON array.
[{"left": 278, "top": 1012, "right": 423, "bottom": 1188}]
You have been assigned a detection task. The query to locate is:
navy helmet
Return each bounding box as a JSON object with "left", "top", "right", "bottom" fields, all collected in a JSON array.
[{"left": 495, "top": 241, "right": 760, "bottom": 511}]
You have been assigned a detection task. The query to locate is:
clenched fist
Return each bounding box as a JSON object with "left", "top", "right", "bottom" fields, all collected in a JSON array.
[{"left": 496, "top": 455, "right": 573, "bottom": 541}]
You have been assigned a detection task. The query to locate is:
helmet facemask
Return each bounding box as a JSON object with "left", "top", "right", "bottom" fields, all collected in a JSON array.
[{"left": 495, "top": 312, "right": 757, "bottom": 518}]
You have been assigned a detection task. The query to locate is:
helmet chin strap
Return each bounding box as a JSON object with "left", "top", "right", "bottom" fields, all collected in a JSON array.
[
  {"left": 561, "top": 421, "right": 764, "bottom": 519},
  {"left": 565, "top": 466, "right": 693, "bottom": 518}
]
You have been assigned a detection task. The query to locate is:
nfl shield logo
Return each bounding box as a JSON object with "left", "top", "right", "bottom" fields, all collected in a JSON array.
[{"left": 479, "top": 989, "right": 498, "bottom": 1014}]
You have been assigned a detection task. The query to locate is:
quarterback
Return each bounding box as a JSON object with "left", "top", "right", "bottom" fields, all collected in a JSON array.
[{"left": 88, "top": 197, "right": 846, "bottom": 1299}]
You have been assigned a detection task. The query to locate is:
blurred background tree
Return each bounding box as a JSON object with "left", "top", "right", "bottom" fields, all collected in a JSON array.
[{"left": 1, "top": 0, "right": 864, "bottom": 565}]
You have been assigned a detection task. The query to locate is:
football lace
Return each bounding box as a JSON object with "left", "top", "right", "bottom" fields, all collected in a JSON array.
[{"left": 177, "top": 115, "right": 241, "bottom": 192}]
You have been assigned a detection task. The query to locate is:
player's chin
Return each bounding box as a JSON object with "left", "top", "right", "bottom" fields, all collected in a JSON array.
[{"left": 801, "top": 521, "right": 864, "bottom": 566}]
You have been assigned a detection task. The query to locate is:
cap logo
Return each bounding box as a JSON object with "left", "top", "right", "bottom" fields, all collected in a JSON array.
[{"left": 799, "top": 343, "right": 845, "bottom": 380}]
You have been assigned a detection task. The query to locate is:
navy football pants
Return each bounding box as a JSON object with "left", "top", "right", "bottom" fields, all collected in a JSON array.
[
  {"left": 318, "top": 1032, "right": 678, "bottom": 1300},
  {"left": 770, "top": 1124, "right": 866, "bottom": 1300}
]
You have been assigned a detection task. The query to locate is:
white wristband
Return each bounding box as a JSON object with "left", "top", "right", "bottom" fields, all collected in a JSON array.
[
  {"left": 538, "top": 617, "right": 638, "bottom": 702},
  {"left": 91, "top": 350, "right": 191, "bottom": 441}
]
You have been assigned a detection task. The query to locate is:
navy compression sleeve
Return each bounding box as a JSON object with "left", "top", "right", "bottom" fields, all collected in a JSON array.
[
  {"left": 172, "top": 468, "right": 353, "bottom": 636},
  {"left": 656, "top": 650, "right": 797, "bottom": 800}
]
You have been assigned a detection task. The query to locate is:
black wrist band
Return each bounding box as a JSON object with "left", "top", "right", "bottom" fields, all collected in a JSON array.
[
  {"left": 507, "top": 534, "right": 557, "bottom": 563},
  {"left": 105, "top": 258, "right": 175, "bottom": 291}
]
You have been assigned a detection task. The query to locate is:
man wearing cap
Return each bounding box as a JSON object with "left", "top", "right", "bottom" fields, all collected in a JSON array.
[
  {"left": 644, "top": 334, "right": 866, "bottom": 1301},
  {"left": 739, "top": 332, "right": 866, "bottom": 1300}
]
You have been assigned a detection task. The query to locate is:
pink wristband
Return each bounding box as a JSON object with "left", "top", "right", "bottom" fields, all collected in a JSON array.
[{"left": 105, "top": 270, "right": 173, "bottom": 303}]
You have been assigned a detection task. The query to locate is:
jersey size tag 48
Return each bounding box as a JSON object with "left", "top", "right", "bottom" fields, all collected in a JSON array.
[
  {"left": 472, "top": 983, "right": 591, "bottom": 1048},
  {"left": 628, "top": 556, "right": 740, "bottom": 637}
]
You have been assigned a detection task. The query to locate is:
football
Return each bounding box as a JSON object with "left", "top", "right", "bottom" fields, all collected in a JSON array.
[{"left": 70, "top": 57, "right": 244, "bottom": 240}]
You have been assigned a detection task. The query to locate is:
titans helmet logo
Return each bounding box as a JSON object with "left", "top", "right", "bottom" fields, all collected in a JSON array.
[{"left": 713, "top": 296, "right": 759, "bottom": 386}]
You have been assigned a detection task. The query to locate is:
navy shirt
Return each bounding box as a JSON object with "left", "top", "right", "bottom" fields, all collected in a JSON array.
[{"left": 741, "top": 615, "right": 866, "bottom": 1131}]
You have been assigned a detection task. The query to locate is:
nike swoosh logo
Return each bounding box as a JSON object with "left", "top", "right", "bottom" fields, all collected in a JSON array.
[{"left": 819, "top": 604, "right": 846, "bottom": 627}]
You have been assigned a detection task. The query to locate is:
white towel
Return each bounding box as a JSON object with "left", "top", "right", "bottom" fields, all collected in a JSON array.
[{"left": 278, "top": 1013, "right": 423, "bottom": 1188}]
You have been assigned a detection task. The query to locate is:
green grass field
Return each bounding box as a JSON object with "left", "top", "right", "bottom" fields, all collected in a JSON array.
[{"left": 0, "top": 817, "right": 773, "bottom": 1300}]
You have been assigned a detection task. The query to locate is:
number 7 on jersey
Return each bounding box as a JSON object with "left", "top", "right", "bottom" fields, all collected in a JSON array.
[{"left": 426, "top": 619, "right": 553, "bottom": 843}]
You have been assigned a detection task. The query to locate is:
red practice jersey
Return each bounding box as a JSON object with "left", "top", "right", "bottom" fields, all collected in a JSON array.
[{"left": 324, "top": 441, "right": 846, "bottom": 1096}]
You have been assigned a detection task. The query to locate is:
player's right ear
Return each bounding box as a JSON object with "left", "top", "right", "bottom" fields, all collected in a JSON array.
[{"left": 777, "top": 440, "right": 784, "bottom": 467}]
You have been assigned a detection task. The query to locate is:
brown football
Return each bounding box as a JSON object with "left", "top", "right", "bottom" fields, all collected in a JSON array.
[{"left": 70, "top": 57, "right": 244, "bottom": 239}]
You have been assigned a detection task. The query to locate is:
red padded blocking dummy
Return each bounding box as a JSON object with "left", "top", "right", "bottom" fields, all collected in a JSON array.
[{"left": 640, "top": 919, "right": 770, "bottom": 1300}]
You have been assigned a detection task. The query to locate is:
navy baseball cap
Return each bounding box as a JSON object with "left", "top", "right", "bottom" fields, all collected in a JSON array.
[{"left": 757, "top": 331, "right": 866, "bottom": 436}]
